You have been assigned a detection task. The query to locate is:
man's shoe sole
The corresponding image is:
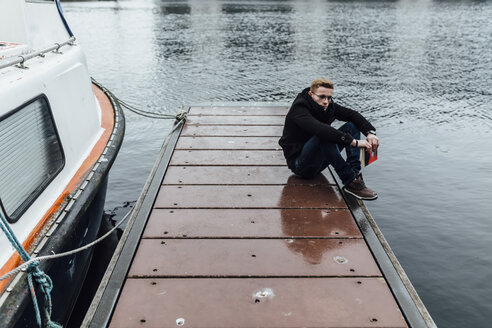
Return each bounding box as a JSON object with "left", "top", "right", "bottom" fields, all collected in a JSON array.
[{"left": 343, "top": 188, "right": 378, "bottom": 200}]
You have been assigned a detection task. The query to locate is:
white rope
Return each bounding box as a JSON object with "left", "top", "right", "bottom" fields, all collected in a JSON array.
[{"left": 0, "top": 209, "right": 132, "bottom": 283}]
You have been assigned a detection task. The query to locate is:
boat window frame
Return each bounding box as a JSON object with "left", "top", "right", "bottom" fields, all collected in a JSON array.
[{"left": 0, "top": 94, "right": 66, "bottom": 224}]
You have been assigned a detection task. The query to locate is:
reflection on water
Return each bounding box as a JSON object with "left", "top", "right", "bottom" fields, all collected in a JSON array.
[{"left": 64, "top": 0, "right": 492, "bottom": 327}]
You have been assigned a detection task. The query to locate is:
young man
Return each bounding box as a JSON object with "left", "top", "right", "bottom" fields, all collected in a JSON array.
[{"left": 279, "top": 78, "right": 379, "bottom": 200}]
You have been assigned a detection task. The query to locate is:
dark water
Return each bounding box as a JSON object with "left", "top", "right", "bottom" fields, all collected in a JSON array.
[{"left": 64, "top": 0, "right": 491, "bottom": 326}]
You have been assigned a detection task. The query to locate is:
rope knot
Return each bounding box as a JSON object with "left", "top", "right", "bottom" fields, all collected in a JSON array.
[
  {"left": 31, "top": 268, "right": 54, "bottom": 294},
  {"left": 26, "top": 260, "right": 54, "bottom": 294},
  {"left": 175, "top": 110, "right": 188, "bottom": 122},
  {"left": 27, "top": 259, "right": 41, "bottom": 271}
]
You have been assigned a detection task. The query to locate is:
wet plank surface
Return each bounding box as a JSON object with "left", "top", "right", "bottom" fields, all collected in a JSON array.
[
  {"left": 128, "top": 239, "right": 380, "bottom": 277},
  {"left": 162, "top": 166, "right": 336, "bottom": 185},
  {"left": 182, "top": 124, "right": 283, "bottom": 136},
  {"left": 111, "top": 278, "right": 406, "bottom": 328},
  {"left": 176, "top": 136, "right": 281, "bottom": 150},
  {"left": 186, "top": 115, "right": 285, "bottom": 125},
  {"left": 189, "top": 105, "right": 288, "bottom": 116},
  {"left": 155, "top": 185, "right": 347, "bottom": 208},
  {"left": 110, "top": 105, "right": 407, "bottom": 327},
  {"left": 169, "top": 149, "right": 286, "bottom": 165},
  {"left": 143, "top": 209, "right": 361, "bottom": 238}
]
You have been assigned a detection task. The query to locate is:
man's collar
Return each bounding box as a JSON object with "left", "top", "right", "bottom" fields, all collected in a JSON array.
[
  {"left": 303, "top": 88, "right": 324, "bottom": 111},
  {"left": 301, "top": 87, "right": 333, "bottom": 112}
]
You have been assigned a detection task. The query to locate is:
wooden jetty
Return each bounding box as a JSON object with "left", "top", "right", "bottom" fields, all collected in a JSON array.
[{"left": 82, "top": 103, "right": 436, "bottom": 327}]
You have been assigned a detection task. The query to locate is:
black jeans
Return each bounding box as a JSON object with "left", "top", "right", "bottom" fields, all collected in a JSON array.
[{"left": 291, "top": 122, "right": 361, "bottom": 185}]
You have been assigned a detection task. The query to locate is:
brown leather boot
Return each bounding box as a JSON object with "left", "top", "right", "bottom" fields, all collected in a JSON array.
[{"left": 343, "top": 174, "right": 378, "bottom": 200}]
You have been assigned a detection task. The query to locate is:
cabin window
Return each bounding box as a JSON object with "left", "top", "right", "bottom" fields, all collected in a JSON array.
[{"left": 0, "top": 95, "right": 64, "bottom": 223}]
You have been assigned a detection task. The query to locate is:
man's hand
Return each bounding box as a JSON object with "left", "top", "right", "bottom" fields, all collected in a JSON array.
[
  {"left": 351, "top": 139, "right": 372, "bottom": 151},
  {"left": 366, "top": 133, "right": 379, "bottom": 151}
]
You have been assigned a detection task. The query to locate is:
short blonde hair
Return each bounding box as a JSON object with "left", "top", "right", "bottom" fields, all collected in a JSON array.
[{"left": 310, "top": 78, "right": 334, "bottom": 92}]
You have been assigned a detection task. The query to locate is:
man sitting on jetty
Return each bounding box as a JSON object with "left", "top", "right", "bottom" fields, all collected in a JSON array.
[{"left": 279, "top": 78, "right": 379, "bottom": 200}]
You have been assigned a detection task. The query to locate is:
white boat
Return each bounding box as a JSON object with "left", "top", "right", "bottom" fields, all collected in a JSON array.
[{"left": 0, "top": 0, "right": 125, "bottom": 326}]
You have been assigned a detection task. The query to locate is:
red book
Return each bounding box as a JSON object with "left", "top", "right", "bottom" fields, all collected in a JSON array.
[{"left": 360, "top": 148, "right": 378, "bottom": 167}]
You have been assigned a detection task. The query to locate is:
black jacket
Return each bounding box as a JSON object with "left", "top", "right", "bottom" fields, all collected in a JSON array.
[{"left": 278, "top": 87, "right": 375, "bottom": 169}]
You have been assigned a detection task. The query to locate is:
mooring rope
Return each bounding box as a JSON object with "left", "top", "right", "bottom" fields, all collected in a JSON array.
[
  {"left": 0, "top": 208, "right": 137, "bottom": 328},
  {"left": 0, "top": 212, "right": 62, "bottom": 328},
  {"left": 0, "top": 209, "right": 133, "bottom": 283},
  {"left": 91, "top": 78, "right": 181, "bottom": 120}
]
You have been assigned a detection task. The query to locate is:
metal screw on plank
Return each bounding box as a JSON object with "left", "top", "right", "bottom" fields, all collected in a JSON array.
[
  {"left": 333, "top": 256, "right": 348, "bottom": 264},
  {"left": 253, "top": 288, "right": 275, "bottom": 301}
]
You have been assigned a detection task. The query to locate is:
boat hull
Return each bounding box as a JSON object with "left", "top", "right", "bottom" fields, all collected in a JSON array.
[
  {"left": 13, "top": 176, "right": 107, "bottom": 328},
  {"left": 0, "top": 83, "right": 125, "bottom": 327}
]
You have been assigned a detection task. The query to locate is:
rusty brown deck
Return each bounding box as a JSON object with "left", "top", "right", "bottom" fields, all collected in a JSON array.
[{"left": 84, "top": 104, "right": 434, "bottom": 328}]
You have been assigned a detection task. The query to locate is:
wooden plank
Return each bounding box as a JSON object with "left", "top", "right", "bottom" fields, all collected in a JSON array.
[
  {"left": 169, "top": 150, "right": 286, "bottom": 166},
  {"left": 176, "top": 136, "right": 281, "bottom": 150},
  {"left": 143, "top": 209, "right": 362, "bottom": 238},
  {"left": 189, "top": 106, "right": 288, "bottom": 116},
  {"left": 110, "top": 278, "right": 407, "bottom": 328},
  {"left": 154, "top": 185, "right": 347, "bottom": 209},
  {"left": 181, "top": 125, "right": 283, "bottom": 137},
  {"left": 186, "top": 116, "right": 285, "bottom": 125},
  {"left": 128, "top": 239, "right": 381, "bottom": 277},
  {"left": 162, "top": 166, "right": 336, "bottom": 185}
]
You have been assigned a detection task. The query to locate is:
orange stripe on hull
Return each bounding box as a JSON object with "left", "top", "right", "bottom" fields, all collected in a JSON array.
[{"left": 0, "top": 84, "right": 115, "bottom": 292}]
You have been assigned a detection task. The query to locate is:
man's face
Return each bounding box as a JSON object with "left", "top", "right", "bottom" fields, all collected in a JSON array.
[{"left": 309, "top": 86, "right": 333, "bottom": 110}]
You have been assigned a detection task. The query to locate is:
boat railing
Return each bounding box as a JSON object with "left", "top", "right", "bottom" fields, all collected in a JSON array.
[{"left": 0, "top": 36, "right": 76, "bottom": 71}]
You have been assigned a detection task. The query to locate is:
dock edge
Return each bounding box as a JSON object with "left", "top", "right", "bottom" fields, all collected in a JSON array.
[{"left": 340, "top": 177, "right": 437, "bottom": 328}]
